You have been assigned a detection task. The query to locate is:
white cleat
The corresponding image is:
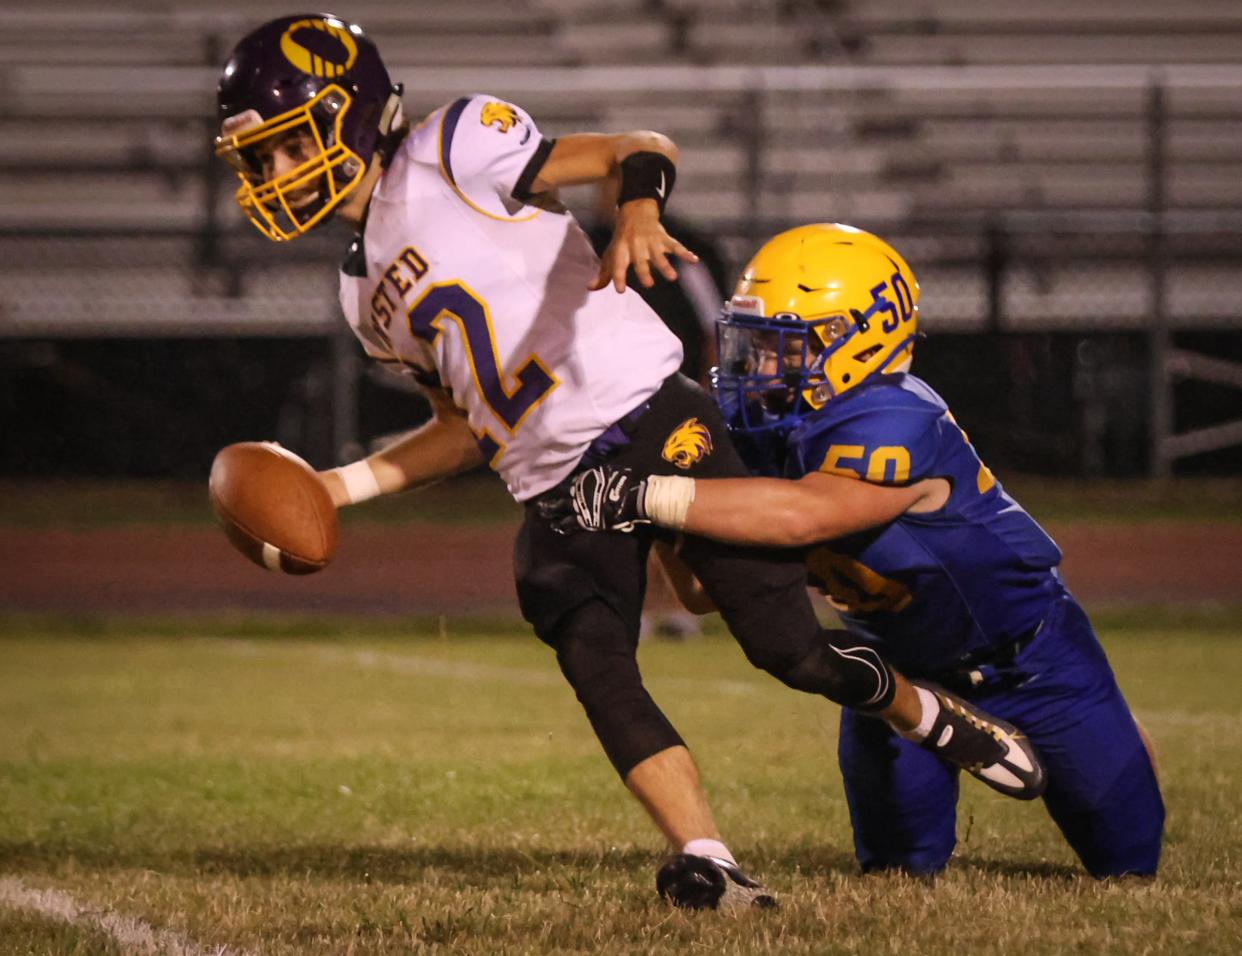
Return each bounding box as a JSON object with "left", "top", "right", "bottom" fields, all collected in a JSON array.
[{"left": 917, "top": 685, "right": 1047, "bottom": 800}]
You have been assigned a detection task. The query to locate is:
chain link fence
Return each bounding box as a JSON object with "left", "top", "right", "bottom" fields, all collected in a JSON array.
[{"left": 2, "top": 63, "right": 1240, "bottom": 476}]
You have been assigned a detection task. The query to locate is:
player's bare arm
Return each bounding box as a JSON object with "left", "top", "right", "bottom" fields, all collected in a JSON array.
[
  {"left": 530, "top": 132, "right": 699, "bottom": 292},
  {"left": 320, "top": 389, "right": 485, "bottom": 508},
  {"left": 548, "top": 467, "right": 949, "bottom": 547},
  {"left": 675, "top": 471, "right": 949, "bottom": 546}
]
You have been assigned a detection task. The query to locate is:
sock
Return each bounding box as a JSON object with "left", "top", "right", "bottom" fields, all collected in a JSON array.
[
  {"left": 683, "top": 838, "right": 736, "bottom": 866},
  {"left": 897, "top": 686, "right": 940, "bottom": 743}
]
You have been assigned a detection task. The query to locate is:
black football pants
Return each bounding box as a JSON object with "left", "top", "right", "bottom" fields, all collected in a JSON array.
[{"left": 515, "top": 374, "right": 894, "bottom": 776}]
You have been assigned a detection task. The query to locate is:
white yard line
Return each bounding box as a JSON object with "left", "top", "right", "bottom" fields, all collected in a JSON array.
[
  {"left": 0, "top": 876, "right": 254, "bottom": 956},
  {"left": 204, "top": 637, "right": 762, "bottom": 697}
]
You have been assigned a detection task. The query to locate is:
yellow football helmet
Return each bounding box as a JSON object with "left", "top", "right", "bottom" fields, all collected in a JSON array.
[{"left": 713, "top": 223, "right": 919, "bottom": 435}]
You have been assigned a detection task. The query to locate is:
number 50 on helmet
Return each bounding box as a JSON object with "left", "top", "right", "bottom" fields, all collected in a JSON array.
[
  {"left": 712, "top": 223, "right": 920, "bottom": 436},
  {"left": 214, "top": 14, "right": 404, "bottom": 241}
]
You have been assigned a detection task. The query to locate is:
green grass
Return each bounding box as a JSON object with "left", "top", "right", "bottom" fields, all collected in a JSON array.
[
  {"left": 1, "top": 610, "right": 1241, "bottom": 954},
  {"left": 999, "top": 475, "right": 1242, "bottom": 524},
  {"left": 2, "top": 475, "right": 1240, "bottom": 528}
]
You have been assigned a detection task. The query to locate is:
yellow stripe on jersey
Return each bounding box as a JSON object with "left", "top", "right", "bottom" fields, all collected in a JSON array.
[{"left": 977, "top": 463, "right": 997, "bottom": 494}]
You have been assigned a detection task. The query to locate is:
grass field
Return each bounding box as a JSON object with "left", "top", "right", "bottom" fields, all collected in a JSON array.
[{"left": 2, "top": 608, "right": 1241, "bottom": 954}]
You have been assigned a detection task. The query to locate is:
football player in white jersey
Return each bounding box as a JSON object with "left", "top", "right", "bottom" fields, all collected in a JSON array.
[{"left": 215, "top": 14, "right": 1045, "bottom": 910}]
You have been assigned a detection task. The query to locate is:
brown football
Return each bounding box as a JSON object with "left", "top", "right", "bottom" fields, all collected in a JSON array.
[{"left": 209, "top": 442, "right": 339, "bottom": 575}]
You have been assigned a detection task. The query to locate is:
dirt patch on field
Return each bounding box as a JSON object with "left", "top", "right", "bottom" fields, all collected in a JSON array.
[
  {"left": 1, "top": 521, "right": 1239, "bottom": 616},
  {"left": 1051, "top": 522, "right": 1242, "bottom": 604},
  {"left": 0, "top": 523, "right": 522, "bottom": 616}
]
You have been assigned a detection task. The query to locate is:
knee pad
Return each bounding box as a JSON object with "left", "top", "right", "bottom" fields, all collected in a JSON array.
[{"left": 776, "top": 629, "right": 896, "bottom": 712}]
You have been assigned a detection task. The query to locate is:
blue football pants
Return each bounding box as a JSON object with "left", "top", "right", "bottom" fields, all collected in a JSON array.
[{"left": 838, "top": 592, "right": 1165, "bottom": 877}]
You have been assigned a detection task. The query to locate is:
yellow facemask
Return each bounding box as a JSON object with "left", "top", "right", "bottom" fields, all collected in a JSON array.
[{"left": 215, "top": 85, "right": 367, "bottom": 242}]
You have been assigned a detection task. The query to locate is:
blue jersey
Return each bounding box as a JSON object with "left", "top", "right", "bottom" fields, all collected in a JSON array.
[{"left": 770, "top": 374, "right": 1064, "bottom": 674}]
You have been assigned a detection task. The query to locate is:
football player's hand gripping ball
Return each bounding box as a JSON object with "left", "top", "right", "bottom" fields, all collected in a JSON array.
[{"left": 541, "top": 466, "right": 649, "bottom": 534}]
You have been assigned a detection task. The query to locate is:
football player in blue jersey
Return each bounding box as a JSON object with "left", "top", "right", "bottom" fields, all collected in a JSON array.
[{"left": 547, "top": 223, "right": 1164, "bottom": 878}]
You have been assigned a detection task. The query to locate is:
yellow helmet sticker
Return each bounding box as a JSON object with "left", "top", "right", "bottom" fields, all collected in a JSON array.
[{"left": 280, "top": 18, "right": 358, "bottom": 78}]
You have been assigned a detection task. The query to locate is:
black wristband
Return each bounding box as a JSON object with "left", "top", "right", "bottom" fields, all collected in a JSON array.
[{"left": 617, "top": 151, "right": 676, "bottom": 214}]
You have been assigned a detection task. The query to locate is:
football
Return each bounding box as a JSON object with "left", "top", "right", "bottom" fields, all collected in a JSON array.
[{"left": 209, "top": 442, "right": 339, "bottom": 574}]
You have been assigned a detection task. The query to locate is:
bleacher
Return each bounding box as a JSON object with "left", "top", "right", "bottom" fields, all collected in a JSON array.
[{"left": 1, "top": 0, "right": 1241, "bottom": 336}]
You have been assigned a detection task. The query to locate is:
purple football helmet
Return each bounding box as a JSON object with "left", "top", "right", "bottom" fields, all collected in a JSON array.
[{"left": 214, "top": 13, "right": 402, "bottom": 240}]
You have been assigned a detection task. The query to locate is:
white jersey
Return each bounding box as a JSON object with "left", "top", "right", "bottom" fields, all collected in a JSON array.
[{"left": 339, "top": 94, "right": 683, "bottom": 501}]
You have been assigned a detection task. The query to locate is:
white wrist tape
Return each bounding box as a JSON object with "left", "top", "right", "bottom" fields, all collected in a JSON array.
[
  {"left": 642, "top": 475, "right": 696, "bottom": 530},
  {"left": 333, "top": 460, "right": 382, "bottom": 504}
]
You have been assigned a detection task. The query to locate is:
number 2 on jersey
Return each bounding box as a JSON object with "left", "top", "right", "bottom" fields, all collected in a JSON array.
[{"left": 406, "top": 281, "right": 558, "bottom": 433}]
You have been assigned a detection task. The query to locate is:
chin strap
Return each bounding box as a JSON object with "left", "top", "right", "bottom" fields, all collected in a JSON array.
[{"left": 375, "top": 83, "right": 408, "bottom": 168}]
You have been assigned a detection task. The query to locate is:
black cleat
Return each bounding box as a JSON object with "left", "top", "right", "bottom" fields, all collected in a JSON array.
[
  {"left": 918, "top": 685, "right": 1047, "bottom": 800},
  {"left": 656, "top": 854, "right": 778, "bottom": 911}
]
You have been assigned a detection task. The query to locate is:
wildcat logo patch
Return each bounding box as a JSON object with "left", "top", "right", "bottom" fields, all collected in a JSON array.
[
  {"left": 480, "top": 102, "right": 519, "bottom": 133},
  {"left": 662, "top": 418, "right": 714, "bottom": 470}
]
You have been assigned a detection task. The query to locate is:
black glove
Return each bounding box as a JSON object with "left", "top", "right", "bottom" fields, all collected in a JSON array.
[{"left": 538, "top": 465, "right": 649, "bottom": 534}]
